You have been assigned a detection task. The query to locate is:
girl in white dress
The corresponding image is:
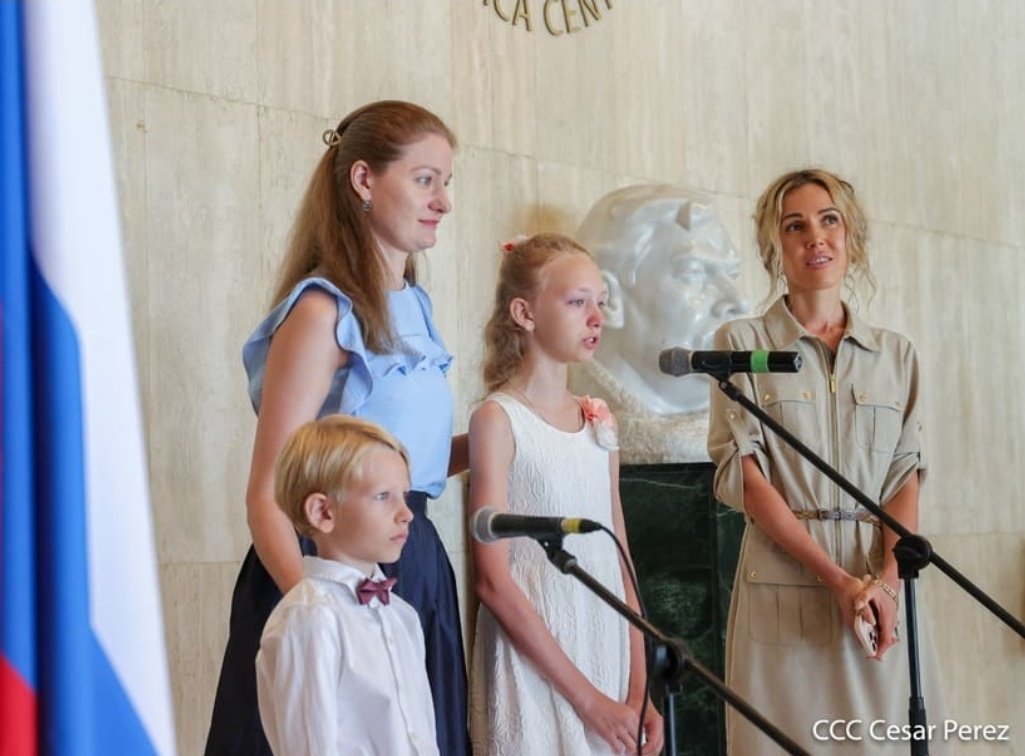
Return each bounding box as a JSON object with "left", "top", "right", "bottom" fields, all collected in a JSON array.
[{"left": 468, "top": 233, "right": 663, "bottom": 756}]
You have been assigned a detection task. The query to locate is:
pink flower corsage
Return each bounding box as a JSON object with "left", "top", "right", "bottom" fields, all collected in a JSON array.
[
  {"left": 580, "top": 395, "right": 619, "bottom": 452},
  {"left": 499, "top": 234, "right": 530, "bottom": 254}
]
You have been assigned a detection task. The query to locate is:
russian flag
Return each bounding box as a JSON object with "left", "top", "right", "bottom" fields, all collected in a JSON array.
[{"left": 1, "top": 1, "right": 176, "bottom": 754}]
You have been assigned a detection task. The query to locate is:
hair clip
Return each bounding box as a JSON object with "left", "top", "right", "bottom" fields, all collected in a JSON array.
[
  {"left": 321, "top": 128, "right": 342, "bottom": 147},
  {"left": 499, "top": 234, "right": 530, "bottom": 254}
]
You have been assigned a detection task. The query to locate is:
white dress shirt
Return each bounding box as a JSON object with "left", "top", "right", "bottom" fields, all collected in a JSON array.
[{"left": 256, "top": 556, "right": 438, "bottom": 756}]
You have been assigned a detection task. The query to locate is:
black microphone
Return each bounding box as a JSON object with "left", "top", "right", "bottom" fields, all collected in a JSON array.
[
  {"left": 659, "top": 347, "right": 802, "bottom": 376},
  {"left": 470, "top": 506, "right": 602, "bottom": 544}
]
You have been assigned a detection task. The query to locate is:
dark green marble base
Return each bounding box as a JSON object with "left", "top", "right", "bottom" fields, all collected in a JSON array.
[{"left": 621, "top": 463, "right": 744, "bottom": 756}]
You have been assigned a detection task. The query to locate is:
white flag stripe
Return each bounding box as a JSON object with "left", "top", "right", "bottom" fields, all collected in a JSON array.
[{"left": 23, "top": 2, "right": 176, "bottom": 754}]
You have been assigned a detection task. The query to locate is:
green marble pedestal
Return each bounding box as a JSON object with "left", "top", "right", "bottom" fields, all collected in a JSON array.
[{"left": 621, "top": 463, "right": 745, "bottom": 756}]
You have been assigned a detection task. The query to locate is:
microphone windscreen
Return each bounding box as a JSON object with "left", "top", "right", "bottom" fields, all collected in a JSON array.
[
  {"left": 658, "top": 348, "right": 693, "bottom": 377},
  {"left": 470, "top": 506, "right": 497, "bottom": 543}
]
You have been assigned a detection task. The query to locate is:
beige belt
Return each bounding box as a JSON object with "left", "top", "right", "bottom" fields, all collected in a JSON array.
[{"left": 792, "top": 509, "right": 880, "bottom": 527}]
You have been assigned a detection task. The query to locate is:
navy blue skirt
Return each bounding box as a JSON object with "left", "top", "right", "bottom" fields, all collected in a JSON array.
[{"left": 204, "top": 492, "right": 469, "bottom": 755}]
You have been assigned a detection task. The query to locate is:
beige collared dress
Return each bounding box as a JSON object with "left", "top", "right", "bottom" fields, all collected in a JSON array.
[{"left": 708, "top": 298, "right": 947, "bottom": 754}]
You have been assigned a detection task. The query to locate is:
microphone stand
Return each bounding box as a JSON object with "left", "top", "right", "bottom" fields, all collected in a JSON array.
[
  {"left": 536, "top": 535, "right": 810, "bottom": 756},
  {"left": 714, "top": 375, "right": 1025, "bottom": 756}
]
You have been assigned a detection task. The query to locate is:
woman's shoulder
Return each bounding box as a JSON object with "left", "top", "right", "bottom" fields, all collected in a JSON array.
[
  {"left": 851, "top": 313, "right": 919, "bottom": 360},
  {"left": 243, "top": 276, "right": 367, "bottom": 380},
  {"left": 246, "top": 277, "right": 359, "bottom": 349},
  {"left": 277, "top": 276, "right": 354, "bottom": 316},
  {"left": 714, "top": 313, "right": 769, "bottom": 347}
]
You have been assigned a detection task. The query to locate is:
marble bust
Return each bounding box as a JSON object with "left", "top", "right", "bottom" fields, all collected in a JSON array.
[{"left": 570, "top": 184, "right": 748, "bottom": 463}]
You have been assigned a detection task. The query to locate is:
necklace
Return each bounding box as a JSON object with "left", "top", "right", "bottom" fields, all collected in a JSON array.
[
  {"left": 509, "top": 386, "right": 581, "bottom": 431},
  {"left": 509, "top": 386, "right": 553, "bottom": 425}
]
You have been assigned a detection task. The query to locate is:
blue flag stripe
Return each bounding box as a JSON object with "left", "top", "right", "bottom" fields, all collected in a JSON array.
[
  {"left": 32, "top": 264, "right": 156, "bottom": 754},
  {"left": 1, "top": 0, "right": 38, "bottom": 689}
]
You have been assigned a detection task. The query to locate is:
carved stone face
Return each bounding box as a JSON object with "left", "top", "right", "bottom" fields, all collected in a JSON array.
[{"left": 578, "top": 185, "right": 748, "bottom": 415}]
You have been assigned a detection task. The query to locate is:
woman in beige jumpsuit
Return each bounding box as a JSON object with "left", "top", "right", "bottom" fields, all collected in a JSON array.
[{"left": 708, "top": 168, "right": 945, "bottom": 754}]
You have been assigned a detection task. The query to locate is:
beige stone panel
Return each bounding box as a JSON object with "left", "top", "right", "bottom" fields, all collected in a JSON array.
[
  {"left": 711, "top": 191, "right": 759, "bottom": 295},
  {"left": 455, "top": 1, "right": 538, "bottom": 155},
  {"left": 925, "top": 533, "right": 1025, "bottom": 743},
  {"left": 992, "top": 1, "right": 1025, "bottom": 246},
  {"left": 450, "top": 147, "right": 539, "bottom": 417},
  {"left": 675, "top": 0, "right": 748, "bottom": 194},
  {"left": 607, "top": 2, "right": 686, "bottom": 183},
  {"left": 957, "top": 0, "right": 1025, "bottom": 247},
  {"left": 95, "top": 0, "right": 145, "bottom": 82},
  {"left": 849, "top": 0, "right": 902, "bottom": 227},
  {"left": 144, "top": 87, "right": 261, "bottom": 564},
  {"left": 865, "top": 222, "right": 923, "bottom": 340},
  {"left": 742, "top": 1, "right": 813, "bottom": 197},
  {"left": 162, "top": 560, "right": 241, "bottom": 756},
  {"left": 955, "top": 4, "right": 1002, "bottom": 245},
  {"left": 105, "top": 78, "right": 151, "bottom": 420},
  {"left": 430, "top": 485, "right": 469, "bottom": 587},
  {"left": 314, "top": 1, "right": 454, "bottom": 124},
  {"left": 867, "top": 2, "right": 925, "bottom": 232},
  {"left": 448, "top": 543, "right": 476, "bottom": 652},
  {"left": 890, "top": 0, "right": 962, "bottom": 235},
  {"left": 802, "top": 2, "right": 862, "bottom": 185},
  {"left": 533, "top": 14, "right": 615, "bottom": 172},
  {"left": 957, "top": 240, "right": 1025, "bottom": 535},
  {"left": 145, "top": 0, "right": 258, "bottom": 101},
  {"left": 904, "top": 234, "right": 1025, "bottom": 537},
  {"left": 537, "top": 160, "right": 618, "bottom": 236},
  {"left": 450, "top": 0, "right": 495, "bottom": 149},
  {"left": 904, "top": 232, "right": 975, "bottom": 535},
  {"left": 256, "top": 108, "right": 335, "bottom": 286},
  {"left": 255, "top": 0, "right": 317, "bottom": 114}
]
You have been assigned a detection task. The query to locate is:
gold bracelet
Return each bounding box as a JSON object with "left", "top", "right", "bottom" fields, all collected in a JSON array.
[{"left": 872, "top": 577, "right": 899, "bottom": 604}]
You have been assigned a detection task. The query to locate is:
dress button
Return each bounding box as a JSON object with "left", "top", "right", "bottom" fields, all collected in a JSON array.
[
  {"left": 749, "top": 570, "right": 758, "bottom": 579},
  {"left": 763, "top": 393, "right": 772, "bottom": 402},
  {"left": 802, "top": 390, "right": 812, "bottom": 399},
  {"left": 858, "top": 393, "right": 868, "bottom": 402}
]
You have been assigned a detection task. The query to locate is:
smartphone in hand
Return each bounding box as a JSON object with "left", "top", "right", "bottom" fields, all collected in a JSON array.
[{"left": 854, "top": 613, "right": 878, "bottom": 657}]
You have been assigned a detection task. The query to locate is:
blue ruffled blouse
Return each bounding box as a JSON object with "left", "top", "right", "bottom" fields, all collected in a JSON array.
[{"left": 243, "top": 277, "right": 454, "bottom": 497}]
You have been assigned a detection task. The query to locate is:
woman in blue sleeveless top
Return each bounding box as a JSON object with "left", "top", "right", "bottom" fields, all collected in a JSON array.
[{"left": 205, "top": 100, "right": 469, "bottom": 756}]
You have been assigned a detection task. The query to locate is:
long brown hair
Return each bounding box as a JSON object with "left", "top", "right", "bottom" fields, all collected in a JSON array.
[
  {"left": 273, "top": 100, "right": 456, "bottom": 352},
  {"left": 482, "top": 233, "right": 590, "bottom": 393}
]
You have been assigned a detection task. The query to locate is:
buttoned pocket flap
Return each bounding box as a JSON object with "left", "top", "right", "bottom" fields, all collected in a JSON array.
[{"left": 743, "top": 527, "right": 821, "bottom": 587}]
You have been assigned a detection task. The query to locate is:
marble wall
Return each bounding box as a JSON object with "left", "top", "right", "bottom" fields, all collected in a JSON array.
[{"left": 95, "top": 1, "right": 1025, "bottom": 753}]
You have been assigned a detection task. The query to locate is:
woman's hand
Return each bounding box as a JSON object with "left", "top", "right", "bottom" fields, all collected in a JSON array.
[
  {"left": 829, "top": 571, "right": 870, "bottom": 629},
  {"left": 576, "top": 690, "right": 641, "bottom": 755},
  {"left": 854, "top": 577, "right": 901, "bottom": 660}
]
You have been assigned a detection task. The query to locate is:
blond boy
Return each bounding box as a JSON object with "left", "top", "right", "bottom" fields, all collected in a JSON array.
[{"left": 256, "top": 415, "right": 437, "bottom": 756}]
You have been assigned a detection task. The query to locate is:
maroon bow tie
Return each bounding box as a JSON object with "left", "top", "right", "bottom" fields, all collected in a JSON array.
[{"left": 356, "top": 577, "right": 397, "bottom": 606}]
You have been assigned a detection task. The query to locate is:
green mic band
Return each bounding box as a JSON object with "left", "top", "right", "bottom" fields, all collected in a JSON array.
[{"left": 751, "top": 350, "right": 770, "bottom": 373}]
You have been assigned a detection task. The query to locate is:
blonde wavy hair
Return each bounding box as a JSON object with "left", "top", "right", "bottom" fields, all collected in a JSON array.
[
  {"left": 272, "top": 100, "right": 456, "bottom": 353},
  {"left": 274, "top": 414, "right": 409, "bottom": 536},
  {"left": 482, "top": 233, "right": 590, "bottom": 393},
  {"left": 753, "top": 168, "right": 876, "bottom": 308}
]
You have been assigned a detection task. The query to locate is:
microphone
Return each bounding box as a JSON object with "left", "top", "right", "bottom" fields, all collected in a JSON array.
[
  {"left": 659, "top": 348, "right": 802, "bottom": 377},
  {"left": 470, "top": 506, "right": 602, "bottom": 544}
]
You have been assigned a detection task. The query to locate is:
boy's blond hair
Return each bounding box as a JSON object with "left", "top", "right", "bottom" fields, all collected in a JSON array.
[{"left": 274, "top": 415, "right": 410, "bottom": 536}]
